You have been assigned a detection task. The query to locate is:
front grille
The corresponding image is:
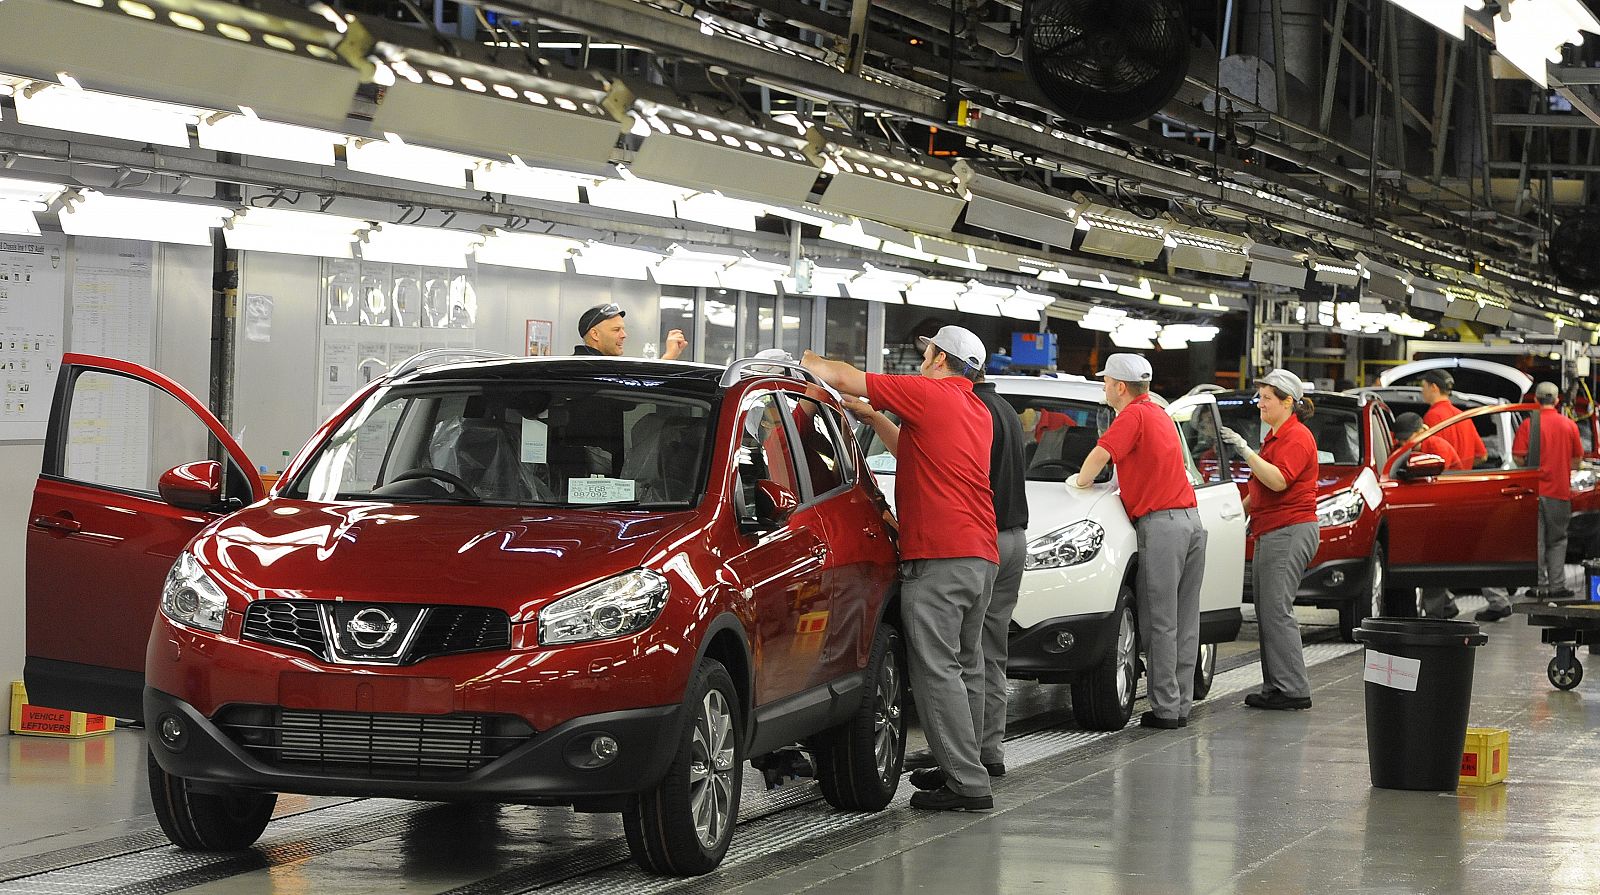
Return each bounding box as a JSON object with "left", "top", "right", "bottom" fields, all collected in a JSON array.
[
  {"left": 243, "top": 601, "right": 326, "bottom": 659},
  {"left": 242, "top": 602, "right": 511, "bottom": 664},
  {"left": 216, "top": 706, "right": 534, "bottom": 780}
]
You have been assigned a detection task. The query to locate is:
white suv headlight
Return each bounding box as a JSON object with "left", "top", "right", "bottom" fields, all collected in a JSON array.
[
  {"left": 1572, "top": 467, "right": 1597, "bottom": 493},
  {"left": 160, "top": 552, "right": 228, "bottom": 633},
  {"left": 1024, "top": 520, "right": 1105, "bottom": 571},
  {"left": 1317, "top": 489, "right": 1363, "bottom": 528},
  {"left": 539, "top": 569, "right": 670, "bottom": 645}
]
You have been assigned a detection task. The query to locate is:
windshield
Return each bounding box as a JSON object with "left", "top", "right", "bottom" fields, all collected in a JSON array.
[
  {"left": 1216, "top": 396, "right": 1364, "bottom": 465},
  {"left": 856, "top": 395, "right": 1108, "bottom": 483},
  {"left": 284, "top": 380, "right": 715, "bottom": 508}
]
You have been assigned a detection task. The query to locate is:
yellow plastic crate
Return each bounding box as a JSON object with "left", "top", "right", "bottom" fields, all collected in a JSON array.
[
  {"left": 9, "top": 681, "right": 115, "bottom": 738},
  {"left": 1460, "top": 727, "right": 1509, "bottom": 786}
]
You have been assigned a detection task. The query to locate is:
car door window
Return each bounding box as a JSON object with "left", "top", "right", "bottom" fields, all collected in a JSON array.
[
  {"left": 1429, "top": 413, "right": 1535, "bottom": 473},
  {"left": 1369, "top": 408, "right": 1393, "bottom": 466},
  {"left": 1170, "top": 402, "right": 1229, "bottom": 485},
  {"left": 736, "top": 393, "right": 801, "bottom": 520},
  {"left": 58, "top": 369, "right": 249, "bottom": 502},
  {"left": 1001, "top": 395, "right": 1106, "bottom": 482},
  {"left": 1165, "top": 403, "right": 1206, "bottom": 485},
  {"left": 858, "top": 411, "right": 900, "bottom": 474},
  {"left": 785, "top": 395, "right": 848, "bottom": 500}
]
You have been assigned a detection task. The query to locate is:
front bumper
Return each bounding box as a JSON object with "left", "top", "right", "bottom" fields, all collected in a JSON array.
[
  {"left": 1243, "top": 556, "right": 1369, "bottom": 608},
  {"left": 145, "top": 687, "right": 682, "bottom": 808},
  {"left": 1005, "top": 610, "right": 1121, "bottom": 684}
]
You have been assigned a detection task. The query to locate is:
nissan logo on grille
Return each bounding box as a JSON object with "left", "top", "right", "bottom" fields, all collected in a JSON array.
[{"left": 346, "top": 608, "right": 399, "bottom": 650}]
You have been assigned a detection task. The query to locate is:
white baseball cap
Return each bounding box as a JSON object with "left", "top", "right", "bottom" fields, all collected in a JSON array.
[
  {"left": 1096, "top": 353, "right": 1153, "bottom": 382},
  {"left": 916, "top": 325, "right": 986, "bottom": 370},
  {"left": 1255, "top": 368, "right": 1306, "bottom": 401}
]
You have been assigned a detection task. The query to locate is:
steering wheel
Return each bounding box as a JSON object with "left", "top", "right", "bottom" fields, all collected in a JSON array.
[{"left": 390, "top": 468, "right": 480, "bottom": 500}]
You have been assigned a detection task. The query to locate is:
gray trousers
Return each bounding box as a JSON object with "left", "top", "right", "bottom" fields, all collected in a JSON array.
[
  {"left": 1253, "top": 522, "right": 1319, "bottom": 699},
  {"left": 1134, "top": 508, "right": 1207, "bottom": 720},
  {"left": 980, "top": 528, "right": 1027, "bottom": 766},
  {"left": 902, "top": 556, "right": 998, "bottom": 798},
  {"left": 1483, "top": 496, "right": 1571, "bottom": 610}
]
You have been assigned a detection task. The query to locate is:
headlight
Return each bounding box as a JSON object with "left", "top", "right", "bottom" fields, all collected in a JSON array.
[
  {"left": 1572, "top": 467, "right": 1597, "bottom": 493},
  {"left": 1024, "top": 521, "right": 1105, "bottom": 571},
  {"left": 1317, "top": 489, "right": 1363, "bottom": 528},
  {"left": 539, "top": 569, "right": 670, "bottom": 645},
  {"left": 160, "top": 552, "right": 228, "bottom": 633}
]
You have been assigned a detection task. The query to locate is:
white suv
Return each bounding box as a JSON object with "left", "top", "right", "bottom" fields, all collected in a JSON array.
[{"left": 861, "top": 375, "right": 1246, "bottom": 729}]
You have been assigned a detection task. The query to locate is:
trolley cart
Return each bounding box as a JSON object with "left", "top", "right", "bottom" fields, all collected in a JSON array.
[{"left": 1515, "top": 600, "right": 1600, "bottom": 690}]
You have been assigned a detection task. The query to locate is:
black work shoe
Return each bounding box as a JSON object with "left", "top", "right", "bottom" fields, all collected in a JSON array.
[
  {"left": 903, "top": 748, "right": 937, "bottom": 771},
  {"left": 1244, "top": 691, "right": 1312, "bottom": 711},
  {"left": 984, "top": 762, "right": 1006, "bottom": 778},
  {"left": 1139, "top": 711, "right": 1186, "bottom": 729},
  {"left": 909, "top": 768, "right": 947, "bottom": 791},
  {"left": 1426, "top": 605, "right": 1460, "bottom": 620},
  {"left": 1475, "top": 605, "right": 1512, "bottom": 622},
  {"left": 909, "top": 785, "right": 993, "bottom": 812}
]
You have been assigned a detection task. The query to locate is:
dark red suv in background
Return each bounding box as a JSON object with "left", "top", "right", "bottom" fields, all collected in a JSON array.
[{"left": 26, "top": 352, "right": 903, "bottom": 876}]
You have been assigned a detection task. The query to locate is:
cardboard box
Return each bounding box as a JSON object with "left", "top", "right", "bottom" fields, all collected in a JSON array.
[{"left": 9, "top": 681, "right": 115, "bottom": 738}]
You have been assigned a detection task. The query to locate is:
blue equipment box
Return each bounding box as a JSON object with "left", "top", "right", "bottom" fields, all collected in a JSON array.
[{"left": 1011, "top": 332, "right": 1056, "bottom": 368}]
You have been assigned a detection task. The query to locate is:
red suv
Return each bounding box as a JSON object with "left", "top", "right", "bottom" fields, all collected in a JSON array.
[{"left": 26, "top": 352, "right": 903, "bottom": 875}]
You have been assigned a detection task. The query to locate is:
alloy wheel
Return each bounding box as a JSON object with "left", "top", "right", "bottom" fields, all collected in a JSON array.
[
  {"left": 873, "top": 651, "right": 903, "bottom": 785},
  {"left": 688, "top": 689, "right": 736, "bottom": 850},
  {"left": 1114, "top": 608, "right": 1137, "bottom": 707}
]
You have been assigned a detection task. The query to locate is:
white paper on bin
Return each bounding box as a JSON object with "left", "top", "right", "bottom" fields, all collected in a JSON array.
[{"left": 1363, "top": 649, "right": 1421, "bottom": 692}]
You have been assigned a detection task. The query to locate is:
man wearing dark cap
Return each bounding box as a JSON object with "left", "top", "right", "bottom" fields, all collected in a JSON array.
[
  {"left": 1419, "top": 369, "right": 1486, "bottom": 470},
  {"left": 803, "top": 325, "right": 998, "bottom": 812},
  {"left": 1072, "top": 353, "right": 1205, "bottom": 728},
  {"left": 572, "top": 303, "right": 687, "bottom": 359},
  {"left": 1392, "top": 412, "right": 1461, "bottom": 470}
]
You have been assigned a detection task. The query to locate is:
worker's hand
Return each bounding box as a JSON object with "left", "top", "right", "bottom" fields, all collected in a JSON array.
[
  {"left": 1218, "top": 426, "right": 1255, "bottom": 458},
  {"left": 800, "top": 349, "right": 822, "bottom": 372},
  {"left": 662, "top": 329, "right": 688, "bottom": 360},
  {"left": 1066, "top": 473, "right": 1092, "bottom": 490},
  {"left": 840, "top": 395, "right": 879, "bottom": 421}
]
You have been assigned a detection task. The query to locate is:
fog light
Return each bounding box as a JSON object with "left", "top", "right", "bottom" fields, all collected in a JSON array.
[
  {"left": 1044, "top": 630, "right": 1076, "bottom": 654},
  {"left": 564, "top": 733, "right": 621, "bottom": 770},
  {"left": 1328, "top": 571, "right": 1345, "bottom": 587},
  {"left": 158, "top": 714, "right": 187, "bottom": 752}
]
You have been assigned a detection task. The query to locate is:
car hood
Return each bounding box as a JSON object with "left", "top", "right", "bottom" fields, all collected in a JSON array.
[
  {"left": 871, "top": 473, "right": 1111, "bottom": 540},
  {"left": 195, "top": 500, "right": 699, "bottom": 620}
]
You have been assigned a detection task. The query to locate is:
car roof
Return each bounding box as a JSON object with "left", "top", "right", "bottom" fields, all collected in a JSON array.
[
  {"left": 1377, "top": 357, "right": 1534, "bottom": 396},
  {"left": 395, "top": 355, "right": 728, "bottom": 392},
  {"left": 1211, "top": 389, "right": 1366, "bottom": 411},
  {"left": 988, "top": 374, "right": 1170, "bottom": 407}
]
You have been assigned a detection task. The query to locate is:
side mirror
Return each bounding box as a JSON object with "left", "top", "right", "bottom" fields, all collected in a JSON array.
[
  {"left": 753, "top": 479, "right": 798, "bottom": 527},
  {"left": 1397, "top": 452, "right": 1447, "bottom": 480},
  {"left": 158, "top": 460, "right": 223, "bottom": 511}
]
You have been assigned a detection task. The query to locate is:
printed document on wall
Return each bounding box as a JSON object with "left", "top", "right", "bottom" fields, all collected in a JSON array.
[{"left": 0, "top": 234, "right": 66, "bottom": 440}]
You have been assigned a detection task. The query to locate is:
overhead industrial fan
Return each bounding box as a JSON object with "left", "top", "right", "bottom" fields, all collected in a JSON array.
[
  {"left": 1549, "top": 208, "right": 1600, "bottom": 291},
  {"left": 1022, "top": 0, "right": 1191, "bottom": 127}
]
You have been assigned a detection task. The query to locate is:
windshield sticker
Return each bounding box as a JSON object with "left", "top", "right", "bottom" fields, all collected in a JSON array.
[
  {"left": 568, "top": 476, "right": 637, "bottom": 504},
  {"left": 521, "top": 418, "right": 549, "bottom": 464}
]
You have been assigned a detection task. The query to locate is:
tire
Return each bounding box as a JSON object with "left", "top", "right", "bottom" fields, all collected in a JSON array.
[
  {"left": 623, "top": 659, "right": 743, "bottom": 876},
  {"left": 146, "top": 747, "right": 275, "bottom": 851},
  {"left": 1340, "top": 545, "right": 1388, "bottom": 642},
  {"left": 1549, "top": 652, "right": 1584, "bottom": 690},
  {"left": 1192, "top": 641, "right": 1217, "bottom": 701},
  {"left": 813, "top": 624, "right": 905, "bottom": 812},
  {"left": 1071, "top": 590, "right": 1137, "bottom": 731}
]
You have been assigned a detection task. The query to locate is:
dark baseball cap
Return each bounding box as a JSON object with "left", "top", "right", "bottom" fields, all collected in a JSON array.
[
  {"left": 578, "top": 303, "right": 624, "bottom": 337},
  {"left": 1418, "top": 368, "right": 1454, "bottom": 391},
  {"left": 1393, "top": 412, "right": 1424, "bottom": 439}
]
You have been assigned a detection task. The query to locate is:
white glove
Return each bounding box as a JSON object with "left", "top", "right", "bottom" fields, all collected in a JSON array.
[
  {"left": 1218, "top": 426, "right": 1255, "bottom": 458},
  {"left": 1067, "top": 473, "right": 1092, "bottom": 489}
]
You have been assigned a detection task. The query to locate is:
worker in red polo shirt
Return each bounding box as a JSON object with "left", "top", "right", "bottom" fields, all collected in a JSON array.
[
  {"left": 1498, "top": 381, "right": 1585, "bottom": 608},
  {"left": 1070, "top": 353, "right": 1205, "bottom": 729},
  {"left": 1392, "top": 412, "right": 1462, "bottom": 470},
  {"left": 1420, "top": 369, "right": 1487, "bottom": 470},
  {"left": 803, "top": 325, "right": 998, "bottom": 812}
]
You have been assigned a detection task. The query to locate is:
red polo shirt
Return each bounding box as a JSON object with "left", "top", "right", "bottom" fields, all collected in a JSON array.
[
  {"left": 1248, "top": 414, "right": 1319, "bottom": 537},
  {"left": 1423, "top": 400, "right": 1487, "bottom": 470},
  {"left": 1411, "top": 433, "right": 1461, "bottom": 471},
  {"left": 865, "top": 373, "right": 998, "bottom": 563},
  {"left": 1096, "top": 394, "right": 1196, "bottom": 519},
  {"left": 1512, "top": 408, "right": 1583, "bottom": 500}
]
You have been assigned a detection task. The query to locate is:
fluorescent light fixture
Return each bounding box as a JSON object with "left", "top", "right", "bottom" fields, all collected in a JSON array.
[
  {"left": 473, "top": 160, "right": 598, "bottom": 205},
  {"left": 1000, "top": 294, "right": 1049, "bottom": 320},
  {"left": 571, "top": 242, "right": 663, "bottom": 281},
  {"left": 765, "top": 203, "right": 838, "bottom": 229},
  {"left": 586, "top": 176, "right": 687, "bottom": 219},
  {"left": 59, "top": 189, "right": 229, "bottom": 245},
  {"left": 1037, "top": 267, "right": 1080, "bottom": 286},
  {"left": 1247, "top": 243, "right": 1310, "bottom": 289},
  {"left": 846, "top": 264, "right": 917, "bottom": 303},
  {"left": 1386, "top": 0, "right": 1483, "bottom": 40},
  {"left": 675, "top": 192, "right": 768, "bottom": 232},
  {"left": 345, "top": 137, "right": 474, "bottom": 189},
  {"left": 0, "top": 176, "right": 65, "bottom": 236},
  {"left": 955, "top": 281, "right": 1012, "bottom": 317},
  {"left": 224, "top": 207, "right": 364, "bottom": 257},
  {"left": 882, "top": 235, "right": 939, "bottom": 263},
  {"left": 1157, "top": 328, "right": 1190, "bottom": 350},
  {"left": 0, "top": 202, "right": 42, "bottom": 237},
  {"left": 13, "top": 83, "right": 195, "bottom": 146},
  {"left": 720, "top": 256, "right": 790, "bottom": 293},
  {"left": 1388, "top": 314, "right": 1435, "bottom": 337},
  {"left": 919, "top": 235, "right": 988, "bottom": 271},
  {"left": 474, "top": 228, "right": 582, "bottom": 272},
  {"left": 1073, "top": 204, "right": 1167, "bottom": 262},
  {"left": 1116, "top": 278, "right": 1158, "bottom": 301},
  {"left": 360, "top": 223, "right": 480, "bottom": 268},
  {"left": 1477, "top": 302, "right": 1513, "bottom": 327},
  {"left": 788, "top": 261, "right": 856, "bottom": 298},
  {"left": 952, "top": 160, "right": 1076, "bottom": 247},
  {"left": 1164, "top": 225, "right": 1250, "bottom": 276},
  {"left": 0, "top": 0, "right": 360, "bottom": 128},
  {"left": 1360, "top": 255, "right": 1415, "bottom": 303},
  {"left": 905, "top": 278, "right": 963, "bottom": 310},
  {"left": 819, "top": 216, "right": 916, "bottom": 253},
  {"left": 1312, "top": 256, "right": 1362, "bottom": 287},
  {"left": 1110, "top": 318, "right": 1161, "bottom": 349},
  {"left": 197, "top": 112, "right": 339, "bottom": 166},
  {"left": 1077, "top": 306, "right": 1129, "bottom": 332},
  {"left": 651, "top": 244, "right": 731, "bottom": 288},
  {"left": 628, "top": 106, "right": 821, "bottom": 205},
  {"left": 820, "top": 146, "right": 966, "bottom": 233},
  {"left": 1442, "top": 287, "right": 1483, "bottom": 321},
  {"left": 1110, "top": 331, "right": 1156, "bottom": 350},
  {"left": 1492, "top": 0, "right": 1600, "bottom": 87},
  {"left": 371, "top": 46, "right": 622, "bottom": 172}
]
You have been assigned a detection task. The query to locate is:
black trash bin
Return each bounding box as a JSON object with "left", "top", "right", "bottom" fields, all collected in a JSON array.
[{"left": 1352, "top": 618, "right": 1488, "bottom": 791}]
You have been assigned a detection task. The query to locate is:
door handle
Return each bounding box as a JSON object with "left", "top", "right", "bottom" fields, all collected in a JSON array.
[
  {"left": 30, "top": 514, "right": 81, "bottom": 535},
  {"left": 1220, "top": 508, "right": 1244, "bottom": 520},
  {"left": 1500, "top": 486, "right": 1533, "bottom": 496},
  {"left": 810, "top": 544, "right": 829, "bottom": 558}
]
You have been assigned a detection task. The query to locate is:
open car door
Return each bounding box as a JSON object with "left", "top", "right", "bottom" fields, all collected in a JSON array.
[
  {"left": 1165, "top": 394, "right": 1246, "bottom": 635},
  {"left": 25, "top": 354, "right": 261, "bottom": 720},
  {"left": 1382, "top": 403, "right": 1540, "bottom": 589}
]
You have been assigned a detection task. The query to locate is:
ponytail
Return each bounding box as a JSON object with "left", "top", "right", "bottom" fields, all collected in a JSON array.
[{"left": 1295, "top": 396, "right": 1316, "bottom": 421}]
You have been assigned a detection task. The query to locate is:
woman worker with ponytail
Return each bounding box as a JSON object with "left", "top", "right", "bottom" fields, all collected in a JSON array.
[{"left": 1218, "top": 370, "right": 1320, "bottom": 712}]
